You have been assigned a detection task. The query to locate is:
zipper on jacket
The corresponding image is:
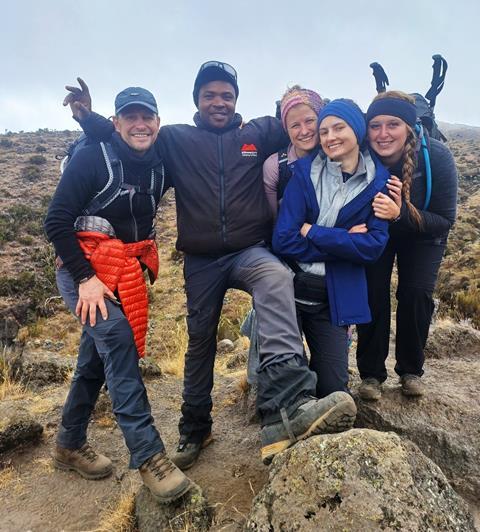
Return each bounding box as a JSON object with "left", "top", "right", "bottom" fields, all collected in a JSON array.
[{"left": 217, "top": 136, "right": 227, "bottom": 244}]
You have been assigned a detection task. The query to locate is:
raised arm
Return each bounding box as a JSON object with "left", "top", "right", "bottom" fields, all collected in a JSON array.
[
  {"left": 63, "top": 77, "right": 115, "bottom": 142},
  {"left": 63, "top": 77, "right": 92, "bottom": 121}
]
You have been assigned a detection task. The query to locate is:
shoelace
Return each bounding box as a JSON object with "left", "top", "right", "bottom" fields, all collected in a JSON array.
[
  {"left": 78, "top": 444, "right": 98, "bottom": 463},
  {"left": 145, "top": 453, "right": 176, "bottom": 481}
]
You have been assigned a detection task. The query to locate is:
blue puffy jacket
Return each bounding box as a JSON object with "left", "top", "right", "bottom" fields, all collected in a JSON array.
[{"left": 272, "top": 152, "right": 390, "bottom": 326}]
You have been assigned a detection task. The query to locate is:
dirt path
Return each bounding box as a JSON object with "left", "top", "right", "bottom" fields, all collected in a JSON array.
[{"left": 0, "top": 371, "right": 266, "bottom": 531}]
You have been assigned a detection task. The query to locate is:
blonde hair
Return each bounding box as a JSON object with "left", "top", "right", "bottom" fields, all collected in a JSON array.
[{"left": 371, "top": 91, "right": 423, "bottom": 228}]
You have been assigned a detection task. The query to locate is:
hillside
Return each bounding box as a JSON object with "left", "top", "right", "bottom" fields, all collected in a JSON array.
[
  {"left": 0, "top": 125, "right": 479, "bottom": 530},
  {"left": 1, "top": 125, "right": 479, "bottom": 340}
]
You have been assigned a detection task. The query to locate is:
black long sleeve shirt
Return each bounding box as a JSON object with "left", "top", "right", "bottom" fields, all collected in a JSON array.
[{"left": 44, "top": 134, "right": 165, "bottom": 282}]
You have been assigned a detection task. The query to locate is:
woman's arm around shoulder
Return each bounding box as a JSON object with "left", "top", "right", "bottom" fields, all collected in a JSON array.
[{"left": 263, "top": 152, "right": 280, "bottom": 218}]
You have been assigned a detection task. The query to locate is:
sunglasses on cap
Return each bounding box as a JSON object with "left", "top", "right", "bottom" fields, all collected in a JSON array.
[{"left": 198, "top": 61, "right": 237, "bottom": 81}]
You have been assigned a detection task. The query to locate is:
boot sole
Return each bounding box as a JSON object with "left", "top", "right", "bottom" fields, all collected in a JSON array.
[
  {"left": 175, "top": 434, "right": 214, "bottom": 471},
  {"left": 261, "top": 399, "right": 357, "bottom": 465},
  {"left": 54, "top": 458, "right": 113, "bottom": 480},
  {"left": 150, "top": 478, "right": 194, "bottom": 504}
]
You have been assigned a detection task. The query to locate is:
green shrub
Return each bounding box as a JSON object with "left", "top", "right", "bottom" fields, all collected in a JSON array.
[
  {"left": 0, "top": 271, "right": 36, "bottom": 297},
  {"left": 28, "top": 155, "right": 47, "bottom": 165},
  {"left": 21, "top": 165, "right": 41, "bottom": 180},
  {"left": 0, "top": 138, "right": 13, "bottom": 148},
  {"left": 456, "top": 287, "right": 480, "bottom": 328},
  {"left": 0, "top": 244, "right": 57, "bottom": 320},
  {"left": 0, "top": 204, "right": 46, "bottom": 245},
  {"left": 35, "top": 145, "right": 47, "bottom": 153}
]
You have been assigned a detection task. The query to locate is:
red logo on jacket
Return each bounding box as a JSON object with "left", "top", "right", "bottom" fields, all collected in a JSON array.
[{"left": 241, "top": 143, "right": 258, "bottom": 157}]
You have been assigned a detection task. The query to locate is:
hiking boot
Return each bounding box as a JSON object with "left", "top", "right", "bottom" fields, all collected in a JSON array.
[
  {"left": 54, "top": 443, "right": 113, "bottom": 480},
  {"left": 400, "top": 374, "right": 425, "bottom": 397},
  {"left": 358, "top": 378, "right": 382, "bottom": 401},
  {"left": 171, "top": 433, "right": 213, "bottom": 471},
  {"left": 260, "top": 392, "right": 357, "bottom": 465},
  {"left": 139, "top": 451, "right": 193, "bottom": 504}
]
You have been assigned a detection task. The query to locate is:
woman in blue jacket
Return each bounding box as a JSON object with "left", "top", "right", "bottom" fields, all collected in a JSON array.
[{"left": 273, "top": 99, "right": 394, "bottom": 398}]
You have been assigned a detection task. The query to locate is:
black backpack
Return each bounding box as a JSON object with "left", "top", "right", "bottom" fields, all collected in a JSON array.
[
  {"left": 369, "top": 54, "right": 448, "bottom": 142},
  {"left": 57, "top": 137, "right": 165, "bottom": 216}
]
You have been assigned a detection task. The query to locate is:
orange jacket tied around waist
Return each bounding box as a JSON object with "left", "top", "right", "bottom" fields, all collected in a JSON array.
[{"left": 76, "top": 231, "right": 159, "bottom": 357}]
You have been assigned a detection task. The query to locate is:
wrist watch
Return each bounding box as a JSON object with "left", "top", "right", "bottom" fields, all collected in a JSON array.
[{"left": 78, "top": 273, "right": 95, "bottom": 284}]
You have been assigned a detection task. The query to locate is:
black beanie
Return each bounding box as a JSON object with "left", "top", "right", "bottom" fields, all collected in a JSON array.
[{"left": 193, "top": 64, "right": 239, "bottom": 107}]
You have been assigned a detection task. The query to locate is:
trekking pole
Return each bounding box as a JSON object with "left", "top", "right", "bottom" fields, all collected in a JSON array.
[
  {"left": 369, "top": 62, "right": 389, "bottom": 94},
  {"left": 425, "top": 54, "right": 448, "bottom": 110}
]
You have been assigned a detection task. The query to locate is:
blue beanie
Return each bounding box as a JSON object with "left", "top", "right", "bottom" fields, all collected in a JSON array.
[{"left": 318, "top": 99, "right": 366, "bottom": 145}]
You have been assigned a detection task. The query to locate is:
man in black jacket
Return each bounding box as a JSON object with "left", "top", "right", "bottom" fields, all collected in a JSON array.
[
  {"left": 46, "top": 87, "right": 192, "bottom": 502},
  {"left": 64, "top": 62, "right": 356, "bottom": 468}
]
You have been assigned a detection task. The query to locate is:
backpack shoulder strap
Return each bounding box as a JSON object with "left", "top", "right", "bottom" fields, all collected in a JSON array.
[
  {"left": 277, "top": 148, "right": 292, "bottom": 201},
  {"left": 415, "top": 124, "right": 432, "bottom": 210},
  {"left": 83, "top": 142, "right": 124, "bottom": 215}
]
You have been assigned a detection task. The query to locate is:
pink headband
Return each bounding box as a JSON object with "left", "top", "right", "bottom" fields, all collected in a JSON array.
[{"left": 280, "top": 88, "right": 324, "bottom": 130}]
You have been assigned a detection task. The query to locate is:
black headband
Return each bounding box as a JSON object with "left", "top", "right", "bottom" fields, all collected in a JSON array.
[{"left": 366, "top": 98, "right": 417, "bottom": 128}]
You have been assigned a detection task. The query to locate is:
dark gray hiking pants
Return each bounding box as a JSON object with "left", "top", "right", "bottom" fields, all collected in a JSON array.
[
  {"left": 180, "top": 243, "right": 317, "bottom": 442},
  {"left": 56, "top": 267, "right": 164, "bottom": 468}
]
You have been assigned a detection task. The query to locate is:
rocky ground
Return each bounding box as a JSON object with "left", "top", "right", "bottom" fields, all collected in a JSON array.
[
  {"left": 1, "top": 322, "right": 479, "bottom": 531},
  {"left": 0, "top": 126, "right": 479, "bottom": 530}
]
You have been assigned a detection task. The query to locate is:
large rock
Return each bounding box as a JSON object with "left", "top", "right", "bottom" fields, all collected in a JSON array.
[
  {"left": 353, "top": 359, "right": 480, "bottom": 501},
  {"left": 246, "top": 429, "right": 475, "bottom": 531},
  {"left": 135, "top": 483, "right": 212, "bottom": 531},
  {"left": 425, "top": 319, "right": 480, "bottom": 359},
  {"left": 0, "top": 301, "right": 31, "bottom": 345},
  {"left": 0, "top": 401, "right": 43, "bottom": 453},
  {"left": 6, "top": 347, "right": 74, "bottom": 388}
]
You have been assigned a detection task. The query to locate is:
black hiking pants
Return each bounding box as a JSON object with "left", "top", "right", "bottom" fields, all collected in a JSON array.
[
  {"left": 296, "top": 301, "right": 349, "bottom": 398},
  {"left": 179, "top": 243, "right": 317, "bottom": 443},
  {"left": 356, "top": 236, "right": 446, "bottom": 382}
]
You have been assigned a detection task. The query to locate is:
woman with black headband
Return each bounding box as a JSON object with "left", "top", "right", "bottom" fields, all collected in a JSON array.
[{"left": 356, "top": 91, "right": 458, "bottom": 400}]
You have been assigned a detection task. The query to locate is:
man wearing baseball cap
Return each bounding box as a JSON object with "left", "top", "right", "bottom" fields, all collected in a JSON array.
[
  {"left": 64, "top": 63, "right": 356, "bottom": 469},
  {"left": 45, "top": 87, "right": 193, "bottom": 502}
]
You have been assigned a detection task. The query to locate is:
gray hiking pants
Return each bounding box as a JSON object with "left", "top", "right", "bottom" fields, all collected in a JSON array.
[
  {"left": 56, "top": 266, "right": 164, "bottom": 468},
  {"left": 180, "top": 243, "right": 317, "bottom": 442}
]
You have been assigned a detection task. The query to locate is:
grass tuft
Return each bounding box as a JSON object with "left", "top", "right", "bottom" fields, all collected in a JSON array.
[
  {"left": 0, "top": 347, "right": 29, "bottom": 401},
  {"left": 95, "top": 491, "right": 136, "bottom": 532}
]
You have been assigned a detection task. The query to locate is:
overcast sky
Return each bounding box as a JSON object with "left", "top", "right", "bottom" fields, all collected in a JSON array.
[{"left": 2, "top": 0, "right": 479, "bottom": 132}]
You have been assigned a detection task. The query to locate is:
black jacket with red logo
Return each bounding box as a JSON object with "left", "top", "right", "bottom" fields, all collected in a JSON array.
[{"left": 79, "top": 112, "right": 288, "bottom": 255}]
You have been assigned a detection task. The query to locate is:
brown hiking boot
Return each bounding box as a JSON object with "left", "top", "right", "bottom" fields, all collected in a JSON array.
[
  {"left": 358, "top": 378, "right": 382, "bottom": 401},
  {"left": 400, "top": 374, "right": 425, "bottom": 397},
  {"left": 54, "top": 443, "right": 113, "bottom": 480},
  {"left": 139, "top": 451, "right": 193, "bottom": 504}
]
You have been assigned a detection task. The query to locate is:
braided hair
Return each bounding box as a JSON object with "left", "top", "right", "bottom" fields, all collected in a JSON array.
[{"left": 370, "top": 91, "right": 423, "bottom": 228}]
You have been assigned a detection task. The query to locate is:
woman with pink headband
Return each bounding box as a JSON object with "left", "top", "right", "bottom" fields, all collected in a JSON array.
[{"left": 263, "top": 86, "right": 325, "bottom": 217}]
